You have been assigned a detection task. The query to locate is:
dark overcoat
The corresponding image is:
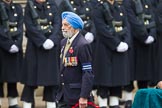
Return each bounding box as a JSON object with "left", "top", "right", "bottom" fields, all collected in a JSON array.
[
  {"left": 153, "top": 1, "right": 162, "bottom": 81},
  {"left": 123, "top": 0, "right": 157, "bottom": 81},
  {"left": 0, "top": 2, "right": 23, "bottom": 82},
  {"left": 56, "top": 33, "right": 94, "bottom": 105},
  {"left": 93, "top": 1, "right": 131, "bottom": 86},
  {"left": 21, "top": 0, "right": 61, "bottom": 86}
]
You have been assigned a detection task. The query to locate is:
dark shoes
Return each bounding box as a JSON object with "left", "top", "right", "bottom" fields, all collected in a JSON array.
[
  {"left": 125, "top": 100, "right": 132, "bottom": 108},
  {"left": 32, "top": 102, "right": 35, "bottom": 108},
  {"left": 119, "top": 100, "right": 132, "bottom": 108},
  {"left": 9, "top": 105, "right": 20, "bottom": 108},
  {"left": 109, "top": 105, "right": 121, "bottom": 108},
  {"left": 119, "top": 99, "right": 126, "bottom": 105}
]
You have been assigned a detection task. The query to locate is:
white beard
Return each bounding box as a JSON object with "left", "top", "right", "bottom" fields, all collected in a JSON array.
[{"left": 62, "top": 30, "right": 73, "bottom": 38}]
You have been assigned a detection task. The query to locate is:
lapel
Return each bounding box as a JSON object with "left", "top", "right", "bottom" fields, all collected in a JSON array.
[
  {"left": 60, "top": 33, "right": 81, "bottom": 72},
  {"left": 60, "top": 38, "right": 67, "bottom": 71},
  {"left": 65, "top": 33, "right": 81, "bottom": 57}
]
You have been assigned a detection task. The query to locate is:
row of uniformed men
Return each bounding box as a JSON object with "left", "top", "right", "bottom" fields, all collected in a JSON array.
[{"left": 0, "top": 0, "right": 162, "bottom": 108}]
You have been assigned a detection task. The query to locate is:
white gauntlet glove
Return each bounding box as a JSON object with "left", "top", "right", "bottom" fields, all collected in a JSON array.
[
  {"left": 9, "top": 44, "right": 19, "bottom": 53},
  {"left": 145, "top": 36, "right": 154, "bottom": 44},
  {"left": 116, "top": 42, "right": 128, "bottom": 52},
  {"left": 85, "top": 32, "right": 94, "bottom": 43},
  {"left": 43, "top": 39, "right": 54, "bottom": 50}
]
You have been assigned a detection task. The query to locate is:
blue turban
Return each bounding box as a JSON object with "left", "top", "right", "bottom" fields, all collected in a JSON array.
[{"left": 62, "top": 11, "right": 84, "bottom": 30}]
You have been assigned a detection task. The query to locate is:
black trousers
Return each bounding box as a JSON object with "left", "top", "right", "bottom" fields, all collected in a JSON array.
[
  {"left": 21, "top": 85, "right": 58, "bottom": 103},
  {"left": 148, "top": 80, "right": 158, "bottom": 87},
  {"left": 123, "top": 80, "right": 149, "bottom": 92},
  {"left": 0, "top": 83, "right": 18, "bottom": 97},
  {"left": 137, "top": 80, "right": 148, "bottom": 89},
  {"left": 97, "top": 86, "right": 122, "bottom": 98},
  {"left": 123, "top": 81, "right": 134, "bottom": 92}
]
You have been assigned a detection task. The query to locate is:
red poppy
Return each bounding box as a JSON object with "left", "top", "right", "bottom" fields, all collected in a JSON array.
[{"left": 69, "top": 47, "right": 74, "bottom": 54}]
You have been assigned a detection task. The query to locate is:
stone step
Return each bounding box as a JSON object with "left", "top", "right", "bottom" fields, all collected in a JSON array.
[{"left": 1, "top": 97, "right": 45, "bottom": 108}]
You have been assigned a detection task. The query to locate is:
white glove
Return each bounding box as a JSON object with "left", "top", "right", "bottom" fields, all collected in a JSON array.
[
  {"left": 9, "top": 44, "right": 19, "bottom": 53},
  {"left": 85, "top": 32, "right": 94, "bottom": 43},
  {"left": 116, "top": 42, "right": 128, "bottom": 52},
  {"left": 145, "top": 36, "right": 154, "bottom": 44},
  {"left": 43, "top": 39, "right": 54, "bottom": 50}
]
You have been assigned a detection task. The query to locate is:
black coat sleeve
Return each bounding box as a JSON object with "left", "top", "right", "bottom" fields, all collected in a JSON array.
[
  {"left": 121, "top": 6, "right": 131, "bottom": 47},
  {"left": 47, "top": 2, "right": 61, "bottom": 46},
  {"left": 14, "top": 4, "right": 23, "bottom": 49},
  {"left": 156, "top": 2, "right": 162, "bottom": 32},
  {"left": 24, "top": 2, "right": 46, "bottom": 48},
  {"left": 0, "top": 3, "right": 17, "bottom": 51},
  {"left": 147, "top": 2, "right": 157, "bottom": 39},
  {"left": 123, "top": 0, "right": 148, "bottom": 43},
  {"left": 78, "top": 43, "right": 94, "bottom": 98},
  {"left": 93, "top": 4, "right": 121, "bottom": 51},
  {"left": 0, "top": 33, "right": 14, "bottom": 51}
]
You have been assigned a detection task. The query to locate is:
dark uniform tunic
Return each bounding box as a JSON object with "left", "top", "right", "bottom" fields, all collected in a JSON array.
[
  {"left": 150, "top": 0, "right": 159, "bottom": 12},
  {"left": 0, "top": 1, "right": 23, "bottom": 98},
  {"left": 123, "top": 0, "right": 156, "bottom": 82},
  {"left": 0, "top": 1, "right": 23, "bottom": 83},
  {"left": 93, "top": 1, "right": 131, "bottom": 87},
  {"left": 154, "top": 1, "right": 162, "bottom": 82},
  {"left": 21, "top": 0, "right": 61, "bottom": 86},
  {"left": 57, "top": 33, "right": 94, "bottom": 106},
  {"left": 147, "top": 0, "right": 160, "bottom": 86}
]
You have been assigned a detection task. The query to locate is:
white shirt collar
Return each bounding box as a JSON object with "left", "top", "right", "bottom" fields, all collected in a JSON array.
[{"left": 68, "top": 31, "right": 79, "bottom": 43}]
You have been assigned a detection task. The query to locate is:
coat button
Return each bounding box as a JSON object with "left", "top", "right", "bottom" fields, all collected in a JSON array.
[
  {"left": 61, "top": 74, "right": 63, "bottom": 77},
  {"left": 62, "top": 83, "right": 64, "bottom": 85}
]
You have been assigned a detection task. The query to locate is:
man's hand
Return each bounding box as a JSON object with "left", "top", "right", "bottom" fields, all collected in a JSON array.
[{"left": 79, "top": 97, "right": 88, "bottom": 108}]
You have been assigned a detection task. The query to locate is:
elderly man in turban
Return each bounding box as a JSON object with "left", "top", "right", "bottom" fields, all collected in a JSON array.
[{"left": 56, "top": 11, "right": 94, "bottom": 108}]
